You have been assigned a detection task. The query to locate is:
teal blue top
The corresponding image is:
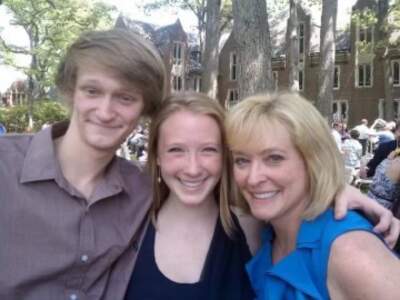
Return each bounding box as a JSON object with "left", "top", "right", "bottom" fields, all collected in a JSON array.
[{"left": 246, "top": 209, "right": 380, "bottom": 300}]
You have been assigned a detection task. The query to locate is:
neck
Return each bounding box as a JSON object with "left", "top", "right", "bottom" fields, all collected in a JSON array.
[
  {"left": 271, "top": 218, "right": 301, "bottom": 262},
  {"left": 158, "top": 194, "right": 219, "bottom": 228},
  {"left": 270, "top": 201, "right": 307, "bottom": 263},
  {"left": 55, "top": 126, "right": 116, "bottom": 200}
]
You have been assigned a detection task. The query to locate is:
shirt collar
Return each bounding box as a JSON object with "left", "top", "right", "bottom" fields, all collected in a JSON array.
[
  {"left": 20, "top": 121, "right": 128, "bottom": 202},
  {"left": 247, "top": 210, "right": 334, "bottom": 299},
  {"left": 20, "top": 122, "right": 67, "bottom": 183}
]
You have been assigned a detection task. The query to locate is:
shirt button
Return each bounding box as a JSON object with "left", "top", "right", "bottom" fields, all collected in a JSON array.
[
  {"left": 69, "top": 294, "right": 78, "bottom": 300},
  {"left": 81, "top": 254, "right": 89, "bottom": 263}
]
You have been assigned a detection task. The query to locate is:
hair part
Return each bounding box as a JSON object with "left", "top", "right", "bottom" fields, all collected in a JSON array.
[
  {"left": 55, "top": 28, "right": 167, "bottom": 117},
  {"left": 147, "top": 92, "right": 236, "bottom": 236},
  {"left": 226, "top": 92, "right": 345, "bottom": 220}
]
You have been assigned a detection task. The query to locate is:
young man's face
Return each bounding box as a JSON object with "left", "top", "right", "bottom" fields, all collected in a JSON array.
[{"left": 68, "top": 64, "right": 144, "bottom": 154}]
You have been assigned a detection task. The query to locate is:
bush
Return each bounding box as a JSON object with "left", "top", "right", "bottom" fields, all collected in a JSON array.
[{"left": 0, "top": 100, "right": 69, "bottom": 133}]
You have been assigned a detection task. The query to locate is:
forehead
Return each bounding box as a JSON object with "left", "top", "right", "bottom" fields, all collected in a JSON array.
[
  {"left": 232, "top": 120, "right": 294, "bottom": 153},
  {"left": 159, "top": 110, "right": 221, "bottom": 143},
  {"left": 75, "top": 62, "right": 142, "bottom": 94}
]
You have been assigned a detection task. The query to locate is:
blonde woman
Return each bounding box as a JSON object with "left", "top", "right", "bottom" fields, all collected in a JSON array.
[{"left": 226, "top": 92, "right": 400, "bottom": 300}]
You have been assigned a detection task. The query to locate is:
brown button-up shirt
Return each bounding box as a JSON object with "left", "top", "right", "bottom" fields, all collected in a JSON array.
[{"left": 0, "top": 123, "right": 151, "bottom": 300}]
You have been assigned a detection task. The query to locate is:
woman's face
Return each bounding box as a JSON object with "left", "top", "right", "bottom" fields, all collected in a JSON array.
[
  {"left": 232, "top": 121, "right": 310, "bottom": 224},
  {"left": 157, "top": 110, "right": 223, "bottom": 206}
]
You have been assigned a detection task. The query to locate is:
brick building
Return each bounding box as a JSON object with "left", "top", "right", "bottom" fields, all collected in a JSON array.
[
  {"left": 116, "top": 15, "right": 202, "bottom": 94},
  {"left": 117, "top": 0, "right": 400, "bottom": 127},
  {"left": 219, "top": 0, "right": 400, "bottom": 126}
]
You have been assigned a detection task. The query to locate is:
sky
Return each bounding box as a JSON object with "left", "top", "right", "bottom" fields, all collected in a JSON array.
[{"left": 0, "top": 0, "right": 357, "bottom": 93}]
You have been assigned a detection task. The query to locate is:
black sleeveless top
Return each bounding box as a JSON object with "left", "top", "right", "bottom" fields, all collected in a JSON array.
[{"left": 124, "top": 216, "right": 255, "bottom": 300}]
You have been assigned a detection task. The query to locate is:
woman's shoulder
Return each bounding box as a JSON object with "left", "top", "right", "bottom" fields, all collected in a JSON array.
[{"left": 318, "top": 209, "right": 375, "bottom": 242}]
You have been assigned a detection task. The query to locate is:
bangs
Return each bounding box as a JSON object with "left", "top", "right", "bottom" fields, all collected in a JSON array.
[{"left": 227, "top": 105, "right": 279, "bottom": 152}]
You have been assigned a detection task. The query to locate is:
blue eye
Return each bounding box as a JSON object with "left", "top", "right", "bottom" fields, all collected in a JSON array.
[
  {"left": 233, "top": 157, "right": 249, "bottom": 167},
  {"left": 267, "top": 154, "right": 284, "bottom": 164}
]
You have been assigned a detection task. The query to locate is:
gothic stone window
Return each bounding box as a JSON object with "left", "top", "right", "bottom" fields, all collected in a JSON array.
[
  {"left": 229, "top": 52, "right": 238, "bottom": 81},
  {"left": 173, "top": 42, "right": 184, "bottom": 65},
  {"left": 357, "top": 63, "right": 372, "bottom": 87},
  {"left": 392, "top": 60, "right": 400, "bottom": 86}
]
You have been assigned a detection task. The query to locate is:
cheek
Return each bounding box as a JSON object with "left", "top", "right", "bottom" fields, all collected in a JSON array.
[
  {"left": 206, "top": 156, "right": 223, "bottom": 176},
  {"left": 233, "top": 168, "right": 246, "bottom": 188}
]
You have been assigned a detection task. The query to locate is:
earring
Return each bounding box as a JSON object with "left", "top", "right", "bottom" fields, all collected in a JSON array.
[{"left": 157, "top": 168, "right": 161, "bottom": 183}]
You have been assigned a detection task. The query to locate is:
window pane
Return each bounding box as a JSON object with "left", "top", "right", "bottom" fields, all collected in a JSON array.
[
  {"left": 367, "top": 28, "right": 372, "bottom": 43},
  {"left": 334, "top": 67, "right": 339, "bottom": 88},
  {"left": 332, "top": 102, "right": 338, "bottom": 114},
  {"left": 359, "top": 65, "right": 364, "bottom": 86},
  {"left": 341, "top": 102, "right": 347, "bottom": 119},
  {"left": 366, "top": 64, "right": 371, "bottom": 86},
  {"left": 359, "top": 29, "right": 365, "bottom": 42},
  {"left": 299, "top": 70, "right": 303, "bottom": 90},
  {"left": 394, "top": 62, "right": 400, "bottom": 85}
]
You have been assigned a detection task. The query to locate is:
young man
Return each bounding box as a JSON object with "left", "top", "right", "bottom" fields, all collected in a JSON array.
[{"left": 0, "top": 29, "right": 166, "bottom": 300}]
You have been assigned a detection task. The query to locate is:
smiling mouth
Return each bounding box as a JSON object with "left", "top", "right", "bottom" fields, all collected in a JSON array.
[
  {"left": 180, "top": 179, "right": 205, "bottom": 189},
  {"left": 251, "top": 191, "right": 279, "bottom": 200}
]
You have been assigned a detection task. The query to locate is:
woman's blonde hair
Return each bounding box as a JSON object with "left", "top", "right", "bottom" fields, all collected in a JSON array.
[
  {"left": 226, "top": 92, "right": 345, "bottom": 220},
  {"left": 147, "top": 92, "right": 235, "bottom": 235}
]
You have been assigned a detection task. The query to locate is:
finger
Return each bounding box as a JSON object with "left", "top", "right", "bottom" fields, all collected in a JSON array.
[
  {"left": 372, "top": 208, "right": 393, "bottom": 233},
  {"left": 334, "top": 202, "right": 347, "bottom": 220},
  {"left": 372, "top": 209, "right": 392, "bottom": 233},
  {"left": 380, "top": 218, "right": 400, "bottom": 249}
]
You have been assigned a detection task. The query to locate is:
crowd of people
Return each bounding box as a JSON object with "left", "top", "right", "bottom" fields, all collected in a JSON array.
[{"left": 0, "top": 28, "right": 399, "bottom": 299}]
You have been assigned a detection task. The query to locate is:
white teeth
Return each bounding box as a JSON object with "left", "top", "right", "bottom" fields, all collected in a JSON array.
[
  {"left": 253, "top": 191, "right": 277, "bottom": 199},
  {"left": 181, "top": 180, "right": 203, "bottom": 188}
]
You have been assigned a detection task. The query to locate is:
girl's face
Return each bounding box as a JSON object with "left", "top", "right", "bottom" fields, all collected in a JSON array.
[{"left": 157, "top": 110, "right": 223, "bottom": 206}]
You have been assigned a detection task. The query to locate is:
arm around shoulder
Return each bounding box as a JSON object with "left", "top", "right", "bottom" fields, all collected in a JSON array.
[{"left": 328, "top": 230, "right": 400, "bottom": 300}]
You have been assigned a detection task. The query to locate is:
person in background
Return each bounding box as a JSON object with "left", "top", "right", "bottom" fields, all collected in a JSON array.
[
  {"left": 373, "top": 119, "right": 395, "bottom": 146},
  {"left": 0, "top": 28, "right": 166, "bottom": 300},
  {"left": 342, "top": 129, "right": 363, "bottom": 184},
  {"left": 226, "top": 92, "right": 400, "bottom": 300},
  {"left": 361, "top": 121, "right": 400, "bottom": 178},
  {"left": 0, "top": 122, "right": 6, "bottom": 135},
  {"left": 368, "top": 147, "right": 400, "bottom": 209},
  {"left": 342, "top": 129, "right": 362, "bottom": 169},
  {"left": 331, "top": 121, "right": 342, "bottom": 150},
  {"left": 354, "top": 118, "right": 372, "bottom": 155}
]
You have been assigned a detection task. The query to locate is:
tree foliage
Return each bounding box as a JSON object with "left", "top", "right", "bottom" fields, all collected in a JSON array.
[
  {"left": 0, "top": 0, "right": 115, "bottom": 99},
  {"left": 0, "top": 100, "right": 69, "bottom": 133}
]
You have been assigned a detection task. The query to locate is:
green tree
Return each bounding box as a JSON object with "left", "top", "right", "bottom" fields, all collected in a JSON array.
[
  {"left": 0, "top": 100, "right": 69, "bottom": 133},
  {"left": 0, "top": 0, "right": 114, "bottom": 127}
]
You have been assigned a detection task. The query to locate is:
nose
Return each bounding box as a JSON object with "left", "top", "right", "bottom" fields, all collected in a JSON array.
[
  {"left": 185, "top": 152, "right": 202, "bottom": 176},
  {"left": 97, "top": 96, "right": 115, "bottom": 122},
  {"left": 246, "top": 161, "right": 266, "bottom": 187}
]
